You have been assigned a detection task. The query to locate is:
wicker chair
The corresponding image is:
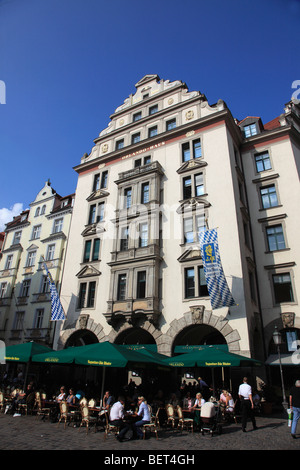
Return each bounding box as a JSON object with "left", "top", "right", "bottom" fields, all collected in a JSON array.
[
  {"left": 176, "top": 406, "right": 194, "bottom": 433},
  {"left": 34, "top": 392, "right": 51, "bottom": 420},
  {"left": 58, "top": 400, "right": 73, "bottom": 428},
  {"left": 104, "top": 410, "right": 120, "bottom": 439},
  {"left": 165, "top": 404, "right": 178, "bottom": 428},
  {"left": 142, "top": 405, "right": 159, "bottom": 440},
  {"left": 78, "top": 402, "right": 98, "bottom": 434}
]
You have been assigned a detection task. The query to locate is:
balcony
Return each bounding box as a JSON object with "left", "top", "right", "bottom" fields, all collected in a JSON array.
[
  {"left": 31, "top": 292, "right": 51, "bottom": 303},
  {"left": 105, "top": 297, "right": 160, "bottom": 327},
  {"left": 25, "top": 328, "right": 50, "bottom": 342},
  {"left": 116, "top": 161, "right": 164, "bottom": 183}
]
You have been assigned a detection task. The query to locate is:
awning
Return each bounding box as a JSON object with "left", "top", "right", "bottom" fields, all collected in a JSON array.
[
  {"left": 174, "top": 344, "right": 229, "bottom": 353},
  {"left": 265, "top": 354, "right": 298, "bottom": 366}
]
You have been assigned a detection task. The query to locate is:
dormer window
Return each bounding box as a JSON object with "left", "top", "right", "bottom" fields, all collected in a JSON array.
[{"left": 244, "top": 123, "right": 258, "bottom": 137}]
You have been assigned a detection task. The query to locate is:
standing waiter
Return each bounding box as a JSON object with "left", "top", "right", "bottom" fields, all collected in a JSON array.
[{"left": 238, "top": 377, "right": 257, "bottom": 432}]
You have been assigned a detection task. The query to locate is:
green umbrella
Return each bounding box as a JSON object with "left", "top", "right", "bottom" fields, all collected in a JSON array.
[
  {"left": 119, "top": 344, "right": 170, "bottom": 367},
  {"left": 73, "top": 341, "right": 161, "bottom": 367},
  {"left": 0, "top": 341, "right": 52, "bottom": 390},
  {"left": 32, "top": 343, "right": 96, "bottom": 364},
  {"left": 163, "top": 346, "right": 263, "bottom": 368},
  {"left": 1, "top": 341, "right": 51, "bottom": 363}
]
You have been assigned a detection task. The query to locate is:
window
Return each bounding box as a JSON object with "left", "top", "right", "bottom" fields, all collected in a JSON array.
[
  {"left": 5, "top": 255, "right": 13, "bottom": 270},
  {"left": 255, "top": 151, "right": 271, "bottom": 172},
  {"left": 133, "top": 111, "right": 142, "bottom": 122},
  {"left": 135, "top": 156, "right": 151, "bottom": 167},
  {"left": 117, "top": 274, "right": 127, "bottom": 300},
  {"left": 141, "top": 182, "right": 150, "bottom": 204},
  {"left": 149, "top": 104, "right": 158, "bottom": 115},
  {"left": 101, "top": 171, "right": 108, "bottom": 189},
  {"left": 139, "top": 222, "right": 148, "bottom": 247},
  {"left": 35, "top": 207, "right": 40, "bottom": 217},
  {"left": 185, "top": 268, "right": 195, "bottom": 298},
  {"left": 124, "top": 187, "right": 132, "bottom": 208},
  {"left": 83, "top": 239, "right": 100, "bottom": 262},
  {"left": 166, "top": 118, "right": 176, "bottom": 131},
  {"left": 89, "top": 202, "right": 104, "bottom": 224},
  {"left": 260, "top": 185, "right": 278, "bottom": 209},
  {"left": 0, "top": 282, "right": 7, "bottom": 298},
  {"left": 266, "top": 225, "right": 286, "bottom": 251},
  {"left": 198, "top": 266, "right": 209, "bottom": 297},
  {"left": 183, "top": 214, "right": 205, "bottom": 243},
  {"left": 32, "top": 225, "right": 41, "bottom": 240},
  {"left": 183, "top": 173, "right": 204, "bottom": 199},
  {"left": 41, "top": 205, "right": 46, "bottom": 215},
  {"left": 26, "top": 251, "right": 36, "bottom": 267},
  {"left": 53, "top": 218, "right": 63, "bottom": 233},
  {"left": 13, "top": 231, "right": 22, "bottom": 245},
  {"left": 46, "top": 244, "right": 55, "bottom": 261},
  {"left": 244, "top": 123, "right": 257, "bottom": 138},
  {"left": 87, "top": 281, "right": 96, "bottom": 308},
  {"left": 20, "top": 279, "right": 31, "bottom": 297},
  {"left": 273, "top": 273, "right": 294, "bottom": 303},
  {"left": 41, "top": 276, "right": 49, "bottom": 293},
  {"left": 78, "top": 283, "right": 87, "bottom": 308},
  {"left": 116, "top": 139, "right": 124, "bottom": 150},
  {"left": 148, "top": 126, "right": 158, "bottom": 138},
  {"left": 93, "top": 174, "right": 100, "bottom": 191},
  {"left": 34, "top": 309, "right": 44, "bottom": 329},
  {"left": 136, "top": 271, "right": 146, "bottom": 299},
  {"left": 182, "top": 139, "right": 202, "bottom": 162},
  {"left": 184, "top": 266, "right": 208, "bottom": 298},
  {"left": 120, "top": 226, "right": 129, "bottom": 251},
  {"left": 83, "top": 240, "right": 92, "bottom": 262},
  {"left": 131, "top": 133, "right": 140, "bottom": 145},
  {"left": 13, "top": 312, "right": 24, "bottom": 330}
]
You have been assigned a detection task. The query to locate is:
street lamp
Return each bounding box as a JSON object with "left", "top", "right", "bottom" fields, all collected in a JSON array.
[{"left": 273, "top": 326, "right": 288, "bottom": 410}]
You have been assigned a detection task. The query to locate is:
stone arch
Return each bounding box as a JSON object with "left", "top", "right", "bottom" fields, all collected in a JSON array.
[
  {"left": 163, "top": 307, "right": 241, "bottom": 357},
  {"left": 57, "top": 315, "right": 107, "bottom": 349},
  {"left": 107, "top": 319, "right": 164, "bottom": 350}
]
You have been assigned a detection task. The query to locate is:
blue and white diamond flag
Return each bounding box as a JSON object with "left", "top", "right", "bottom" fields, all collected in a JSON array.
[
  {"left": 198, "top": 229, "right": 236, "bottom": 310},
  {"left": 43, "top": 262, "right": 65, "bottom": 321}
]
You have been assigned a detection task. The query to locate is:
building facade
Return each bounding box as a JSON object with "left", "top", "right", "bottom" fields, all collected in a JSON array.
[
  {"left": 0, "top": 181, "right": 74, "bottom": 346},
  {"left": 57, "top": 75, "right": 299, "bottom": 376}
]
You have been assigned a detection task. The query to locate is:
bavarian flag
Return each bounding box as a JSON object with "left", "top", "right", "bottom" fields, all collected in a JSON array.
[
  {"left": 43, "top": 261, "right": 65, "bottom": 321},
  {"left": 199, "top": 229, "right": 236, "bottom": 310}
]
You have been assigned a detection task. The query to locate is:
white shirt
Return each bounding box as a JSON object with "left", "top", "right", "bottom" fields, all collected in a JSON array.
[
  {"left": 238, "top": 383, "right": 252, "bottom": 399},
  {"left": 138, "top": 401, "right": 151, "bottom": 421},
  {"left": 109, "top": 401, "right": 124, "bottom": 421}
]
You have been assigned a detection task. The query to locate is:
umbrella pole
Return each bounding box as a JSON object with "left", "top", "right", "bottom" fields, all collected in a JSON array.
[
  {"left": 23, "top": 361, "right": 30, "bottom": 390},
  {"left": 100, "top": 366, "right": 106, "bottom": 405},
  {"left": 211, "top": 368, "right": 215, "bottom": 397}
]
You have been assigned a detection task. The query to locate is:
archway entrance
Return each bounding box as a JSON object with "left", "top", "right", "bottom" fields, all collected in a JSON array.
[
  {"left": 65, "top": 329, "right": 98, "bottom": 348},
  {"left": 172, "top": 324, "right": 229, "bottom": 396},
  {"left": 114, "top": 327, "right": 156, "bottom": 346}
]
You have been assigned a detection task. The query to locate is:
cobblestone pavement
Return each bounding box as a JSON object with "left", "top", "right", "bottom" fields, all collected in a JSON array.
[{"left": 0, "top": 411, "right": 299, "bottom": 454}]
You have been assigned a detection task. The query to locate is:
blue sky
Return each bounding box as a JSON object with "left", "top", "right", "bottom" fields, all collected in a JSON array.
[{"left": 0, "top": 0, "right": 299, "bottom": 230}]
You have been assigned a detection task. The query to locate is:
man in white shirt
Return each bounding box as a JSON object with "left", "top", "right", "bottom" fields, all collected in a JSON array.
[
  {"left": 109, "top": 396, "right": 132, "bottom": 441},
  {"left": 238, "top": 377, "right": 257, "bottom": 432},
  {"left": 133, "top": 396, "right": 151, "bottom": 439}
]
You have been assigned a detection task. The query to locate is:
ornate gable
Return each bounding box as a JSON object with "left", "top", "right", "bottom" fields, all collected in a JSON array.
[{"left": 76, "top": 265, "right": 101, "bottom": 278}]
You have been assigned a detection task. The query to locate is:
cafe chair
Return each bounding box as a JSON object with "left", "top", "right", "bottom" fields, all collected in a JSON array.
[
  {"left": 78, "top": 402, "right": 98, "bottom": 434},
  {"left": 104, "top": 411, "right": 120, "bottom": 440},
  {"left": 165, "top": 404, "right": 178, "bottom": 429},
  {"left": 225, "top": 400, "right": 237, "bottom": 424},
  {"left": 17, "top": 391, "right": 35, "bottom": 416},
  {"left": 88, "top": 398, "right": 96, "bottom": 408},
  {"left": 142, "top": 406, "right": 159, "bottom": 440},
  {"left": 58, "top": 400, "right": 73, "bottom": 429},
  {"left": 0, "top": 391, "right": 6, "bottom": 413},
  {"left": 34, "top": 392, "right": 51, "bottom": 420},
  {"left": 79, "top": 397, "right": 88, "bottom": 406},
  {"left": 176, "top": 406, "right": 194, "bottom": 433}
]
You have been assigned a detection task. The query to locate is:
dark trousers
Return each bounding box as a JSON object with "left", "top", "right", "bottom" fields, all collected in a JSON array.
[
  {"left": 110, "top": 419, "right": 132, "bottom": 439},
  {"left": 240, "top": 399, "right": 256, "bottom": 430}
]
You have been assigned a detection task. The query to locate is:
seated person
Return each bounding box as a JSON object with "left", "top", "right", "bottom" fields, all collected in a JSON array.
[
  {"left": 66, "top": 388, "right": 76, "bottom": 405},
  {"left": 102, "top": 390, "right": 114, "bottom": 410},
  {"left": 10, "top": 383, "right": 35, "bottom": 414},
  {"left": 109, "top": 396, "right": 132, "bottom": 442},
  {"left": 56, "top": 386, "right": 66, "bottom": 402},
  {"left": 193, "top": 392, "right": 205, "bottom": 408},
  {"left": 224, "top": 390, "right": 235, "bottom": 413},
  {"left": 133, "top": 396, "right": 151, "bottom": 439},
  {"left": 183, "top": 392, "right": 194, "bottom": 410}
]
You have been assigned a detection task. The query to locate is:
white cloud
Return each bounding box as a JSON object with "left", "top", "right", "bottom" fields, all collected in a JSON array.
[{"left": 0, "top": 203, "right": 24, "bottom": 232}]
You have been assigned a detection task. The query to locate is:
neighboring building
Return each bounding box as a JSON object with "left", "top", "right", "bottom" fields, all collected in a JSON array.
[
  {"left": 57, "top": 75, "right": 300, "bottom": 385},
  {"left": 0, "top": 181, "right": 75, "bottom": 346},
  {"left": 0, "top": 232, "right": 5, "bottom": 260}
]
